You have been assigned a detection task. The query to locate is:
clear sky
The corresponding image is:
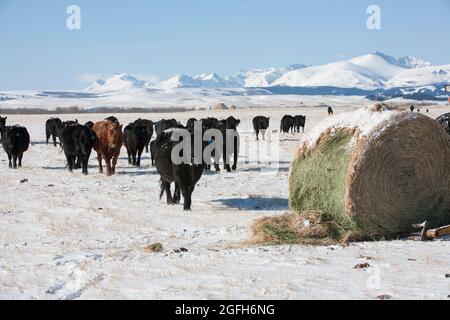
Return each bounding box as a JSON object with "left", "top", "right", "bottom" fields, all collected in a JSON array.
[{"left": 1, "top": 0, "right": 450, "bottom": 90}]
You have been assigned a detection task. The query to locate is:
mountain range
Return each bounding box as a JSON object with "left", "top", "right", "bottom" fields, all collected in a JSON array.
[{"left": 87, "top": 52, "right": 450, "bottom": 99}]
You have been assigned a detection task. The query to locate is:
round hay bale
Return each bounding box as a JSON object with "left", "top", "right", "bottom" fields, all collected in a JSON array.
[
  {"left": 289, "top": 104, "right": 450, "bottom": 239},
  {"left": 215, "top": 103, "right": 229, "bottom": 110}
]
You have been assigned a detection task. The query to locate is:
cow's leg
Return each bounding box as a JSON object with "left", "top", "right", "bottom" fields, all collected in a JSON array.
[
  {"left": 145, "top": 144, "right": 149, "bottom": 153},
  {"left": 66, "top": 153, "right": 73, "bottom": 173},
  {"left": 173, "top": 184, "right": 181, "bottom": 204},
  {"left": 111, "top": 155, "right": 119, "bottom": 175},
  {"left": 181, "top": 186, "right": 194, "bottom": 211},
  {"left": 12, "top": 155, "right": 18, "bottom": 169},
  {"left": 105, "top": 157, "right": 112, "bottom": 176},
  {"left": 7, "top": 152, "right": 12, "bottom": 168},
  {"left": 163, "top": 182, "right": 174, "bottom": 205},
  {"left": 75, "top": 156, "right": 81, "bottom": 169},
  {"left": 126, "top": 149, "right": 132, "bottom": 164},
  {"left": 232, "top": 138, "right": 238, "bottom": 171},
  {"left": 52, "top": 134, "right": 57, "bottom": 147},
  {"left": 46, "top": 130, "right": 50, "bottom": 145},
  {"left": 136, "top": 148, "right": 144, "bottom": 167},
  {"left": 82, "top": 154, "right": 89, "bottom": 175},
  {"left": 131, "top": 151, "right": 137, "bottom": 166},
  {"left": 18, "top": 153, "right": 23, "bottom": 167},
  {"left": 223, "top": 146, "right": 231, "bottom": 172},
  {"left": 97, "top": 153, "right": 103, "bottom": 174},
  {"left": 255, "top": 129, "right": 259, "bottom": 141}
]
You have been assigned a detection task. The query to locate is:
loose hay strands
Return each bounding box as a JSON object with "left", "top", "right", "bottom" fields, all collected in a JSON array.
[
  {"left": 289, "top": 106, "right": 450, "bottom": 241},
  {"left": 250, "top": 211, "right": 353, "bottom": 246}
]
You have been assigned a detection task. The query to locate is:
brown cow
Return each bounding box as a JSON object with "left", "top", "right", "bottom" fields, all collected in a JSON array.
[{"left": 92, "top": 120, "right": 123, "bottom": 176}]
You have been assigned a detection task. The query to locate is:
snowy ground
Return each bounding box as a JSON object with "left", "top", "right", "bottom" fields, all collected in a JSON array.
[{"left": 0, "top": 106, "right": 449, "bottom": 300}]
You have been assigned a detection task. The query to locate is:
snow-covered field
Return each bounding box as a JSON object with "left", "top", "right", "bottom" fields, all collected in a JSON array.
[{"left": 0, "top": 106, "right": 449, "bottom": 300}]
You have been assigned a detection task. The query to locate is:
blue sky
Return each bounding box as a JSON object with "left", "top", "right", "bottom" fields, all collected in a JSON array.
[{"left": 1, "top": 0, "right": 450, "bottom": 90}]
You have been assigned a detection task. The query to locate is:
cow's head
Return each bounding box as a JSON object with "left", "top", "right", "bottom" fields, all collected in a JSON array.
[{"left": 225, "top": 116, "right": 240, "bottom": 130}]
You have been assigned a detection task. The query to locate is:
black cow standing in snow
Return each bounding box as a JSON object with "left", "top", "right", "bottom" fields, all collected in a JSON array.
[
  {"left": 59, "top": 123, "right": 96, "bottom": 174},
  {"left": 124, "top": 119, "right": 153, "bottom": 167},
  {"left": 293, "top": 115, "right": 306, "bottom": 133},
  {"left": 219, "top": 116, "right": 240, "bottom": 172},
  {"left": 2, "top": 125, "right": 30, "bottom": 169},
  {"left": 154, "top": 130, "right": 207, "bottom": 211},
  {"left": 0, "top": 116, "right": 6, "bottom": 142},
  {"left": 46, "top": 118, "right": 63, "bottom": 147},
  {"left": 280, "top": 115, "right": 295, "bottom": 133},
  {"left": 328, "top": 107, "right": 334, "bottom": 116},
  {"left": 252, "top": 116, "right": 270, "bottom": 141}
]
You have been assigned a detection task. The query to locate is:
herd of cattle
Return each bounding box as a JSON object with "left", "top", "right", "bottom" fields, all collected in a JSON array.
[{"left": 1, "top": 108, "right": 449, "bottom": 210}]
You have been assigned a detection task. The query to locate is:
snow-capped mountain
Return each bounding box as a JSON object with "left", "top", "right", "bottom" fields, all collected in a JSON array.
[
  {"left": 271, "top": 52, "right": 441, "bottom": 89},
  {"left": 87, "top": 53, "right": 450, "bottom": 100},
  {"left": 88, "top": 73, "right": 150, "bottom": 92}
]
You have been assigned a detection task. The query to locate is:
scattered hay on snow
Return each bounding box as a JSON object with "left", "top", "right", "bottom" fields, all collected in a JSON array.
[{"left": 289, "top": 103, "right": 450, "bottom": 240}]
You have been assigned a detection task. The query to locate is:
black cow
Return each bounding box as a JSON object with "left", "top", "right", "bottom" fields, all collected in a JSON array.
[
  {"left": 0, "top": 116, "right": 7, "bottom": 142},
  {"left": 280, "top": 115, "right": 295, "bottom": 133},
  {"left": 46, "top": 118, "right": 62, "bottom": 147},
  {"left": 328, "top": 107, "right": 334, "bottom": 116},
  {"left": 1, "top": 125, "right": 30, "bottom": 169},
  {"left": 219, "top": 116, "right": 240, "bottom": 172},
  {"left": 124, "top": 119, "right": 152, "bottom": 167},
  {"left": 410, "top": 106, "right": 415, "bottom": 112},
  {"left": 56, "top": 120, "right": 79, "bottom": 147},
  {"left": 139, "top": 119, "right": 154, "bottom": 153},
  {"left": 293, "top": 115, "right": 306, "bottom": 133},
  {"left": 155, "top": 119, "right": 184, "bottom": 136},
  {"left": 154, "top": 130, "right": 207, "bottom": 211},
  {"left": 85, "top": 121, "right": 94, "bottom": 130},
  {"left": 105, "top": 116, "right": 119, "bottom": 124},
  {"left": 59, "top": 123, "right": 96, "bottom": 174},
  {"left": 252, "top": 116, "right": 270, "bottom": 141},
  {"left": 437, "top": 113, "right": 450, "bottom": 135},
  {"left": 186, "top": 118, "right": 198, "bottom": 132}
]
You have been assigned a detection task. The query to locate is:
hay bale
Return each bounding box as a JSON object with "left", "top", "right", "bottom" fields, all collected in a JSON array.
[
  {"left": 289, "top": 104, "right": 450, "bottom": 239},
  {"left": 215, "top": 103, "right": 229, "bottom": 110}
]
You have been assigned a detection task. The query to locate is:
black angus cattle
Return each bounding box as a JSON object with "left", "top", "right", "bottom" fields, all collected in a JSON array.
[
  {"left": 45, "top": 118, "right": 62, "bottom": 147},
  {"left": 59, "top": 123, "right": 96, "bottom": 174},
  {"left": 84, "top": 121, "right": 94, "bottom": 130},
  {"left": 280, "top": 115, "right": 295, "bottom": 133},
  {"left": 139, "top": 119, "right": 154, "bottom": 153},
  {"left": 186, "top": 118, "right": 198, "bottom": 132},
  {"left": 0, "top": 116, "right": 6, "bottom": 142},
  {"left": 105, "top": 116, "right": 119, "bottom": 124},
  {"left": 154, "top": 130, "right": 207, "bottom": 211},
  {"left": 410, "top": 106, "right": 415, "bottom": 112},
  {"left": 293, "top": 115, "right": 306, "bottom": 133},
  {"left": 56, "top": 120, "right": 79, "bottom": 147},
  {"left": 218, "top": 116, "right": 240, "bottom": 172},
  {"left": 252, "top": 116, "right": 270, "bottom": 141},
  {"left": 124, "top": 119, "right": 153, "bottom": 167},
  {"left": 196, "top": 117, "right": 221, "bottom": 172},
  {"left": 1, "top": 125, "right": 30, "bottom": 169},
  {"left": 437, "top": 113, "right": 450, "bottom": 135},
  {"left": 328, "top": 107, "right": 334, "bottom": 115},
  {"left": 154, "top": 119, "right": 184, "bottom": 136}
]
